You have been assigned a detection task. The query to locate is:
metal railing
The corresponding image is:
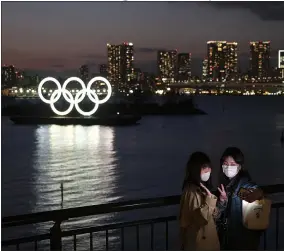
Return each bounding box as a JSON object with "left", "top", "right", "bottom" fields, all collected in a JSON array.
[{"left": 2, "top": 184, "right": 284, "bottom": 250}]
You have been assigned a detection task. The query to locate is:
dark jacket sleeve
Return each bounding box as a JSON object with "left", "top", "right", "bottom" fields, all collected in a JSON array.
[{"left": 214, "top": 199, "right": 228, "bottom": 221}]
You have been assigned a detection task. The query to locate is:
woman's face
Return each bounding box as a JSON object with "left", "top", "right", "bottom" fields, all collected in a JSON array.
[
  {"left": 222, "top": 156, "right": 241, "bottom": 179},
  {"left": 200, "top": 165, "right": 211, "bottom": 182}
]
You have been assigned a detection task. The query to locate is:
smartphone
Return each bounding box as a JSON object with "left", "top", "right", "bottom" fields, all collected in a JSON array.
[{"left": 238, "top": 187, "right": 251, "bottom": 198}]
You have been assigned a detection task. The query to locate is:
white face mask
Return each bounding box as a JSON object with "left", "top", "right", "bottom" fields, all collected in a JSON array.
[
  {"left": 201, "top": 172, "right": 211, "bottom": 182},
  {"left": 222, "top": 165, "right": 239, "bottom": 178}
]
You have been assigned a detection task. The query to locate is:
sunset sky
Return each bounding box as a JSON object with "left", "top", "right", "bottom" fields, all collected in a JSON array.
[{"left": 2, "top": 1, "right": 284, "bottom": 76}]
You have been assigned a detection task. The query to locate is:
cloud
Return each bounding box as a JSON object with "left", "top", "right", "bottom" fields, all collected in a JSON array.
[
  {"left": 167, "top": 2, "right": 284, "bottom": 21},
  {"left": 206, "top": 2, "right": 284, "bottom": 21}
]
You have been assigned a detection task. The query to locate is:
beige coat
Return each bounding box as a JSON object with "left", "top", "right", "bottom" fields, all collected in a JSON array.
[{"left": 179, "top": 184, "right": 220, "bottom": 251}]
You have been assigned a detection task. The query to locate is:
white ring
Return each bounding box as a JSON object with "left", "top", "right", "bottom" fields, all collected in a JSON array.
[
  {"left": 87, "top": 77, "right": 112, "bottom": 104},
  {"left": 38, "top": 77, "right": 62, "bottom": 104},
  {"left": 62, "top": 77, "right": 86, "bottom": 104},
  {"left": 74, "top": 89, "right": 100, "bottom": 116},
  {"left": 37, "top": 76, "right": 112, "bottom": 116},
  {"left": 50, "top": 89, "right": 74, "bottom": 116}
]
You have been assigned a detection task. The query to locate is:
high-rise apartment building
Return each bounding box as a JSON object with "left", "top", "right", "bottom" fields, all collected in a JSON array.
[
  {"left": 107, "top": 42, "right": 134, "bottom": 90},
  {"left": 79, "top": 64, "right": 89, "bottom": 81},
  {"left": 206, "top": 41, "right": 238, "bottom": 82},
  {"left": 279, "top": 50, "right": 284, "bottom": 79},
  {"left": 207, "top": 41, "right": 228, "bottom": 82},
  {"left": 157, "top": 50, "right": 177, "bottom": 84},
  {"left": 249, "top": 41, "right": 270, "bottom": 80},
  {"left": 177, "top": 53, "right": 191, "bottom": 82},
  {"left": 1, "top": 65, "right": 16, "bottom": 87},
  {"left": 227, "top": 42, "right": 238, "bottom": 80},
  {"left": 133, "top": 68, "right": 143, "bottom": 82},
  {"left": 202, "top": 58, "right": 208, "bottom": 81}
]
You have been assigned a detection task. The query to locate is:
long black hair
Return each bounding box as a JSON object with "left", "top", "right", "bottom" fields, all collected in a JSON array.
[
  {"left": 219, "top": 147, "right": 251, "bottom": 187},
  {"left": 182, "top": 151, "right": 213, "bottom": 191}
]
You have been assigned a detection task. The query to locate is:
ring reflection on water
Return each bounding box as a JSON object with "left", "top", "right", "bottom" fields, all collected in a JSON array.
[{"left": 33, "top": 125, "right": 121, "bottom": 250}]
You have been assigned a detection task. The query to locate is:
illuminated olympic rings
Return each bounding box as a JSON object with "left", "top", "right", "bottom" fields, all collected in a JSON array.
[{"left": 38, "top": 76, "right": 112, "bottom": 116}]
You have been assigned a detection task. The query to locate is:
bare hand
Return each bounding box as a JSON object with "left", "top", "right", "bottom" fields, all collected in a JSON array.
[
  {"left": 200, "top": 183, "right": 212, "bottom": 196},
  {"left": 217, "top": 184, "right": 227, "bottom": 202},
  {"left": 241, "top": 188, "right": 263, "bottom": 203}
]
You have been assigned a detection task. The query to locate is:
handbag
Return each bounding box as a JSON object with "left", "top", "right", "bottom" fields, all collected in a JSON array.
[{"left": 242, "top": 198, "right": 272, "bottom": 230}]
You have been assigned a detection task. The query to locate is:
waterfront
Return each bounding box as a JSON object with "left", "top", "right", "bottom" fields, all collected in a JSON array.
[{"left": 2, "top": 96, "right": 284, "bottom": 250}]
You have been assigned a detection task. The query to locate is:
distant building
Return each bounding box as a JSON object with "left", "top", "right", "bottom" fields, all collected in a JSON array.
[
  {"left": 249, "top": 41, "right": 270, "bottom": 80},
  {"left": 279, "top": 50, "right": 284, "bottom": 79},
  {"left": 157, "top": 50, "right": 177, "bottom": 84},
  {"left": 79, "top": 65, "right": 89, "bottom": 81},
  {"left": 140, "top": 72, "right": 155, "bottom": 92},
  {"left": 202, "top": 58, "right": 208, "bottom": 82},
  {"left": 107, "top": 42, "right": 134, "bottom": 91},
  {"left": 206, "top": 41, "right": 238, "bottom": 82},
  {"left": 1, "top": 65, "right": 16, "bottom": 87},
  {"left": 177, "top": 53, "right": 191, "bottom": 82},
  {"left": 133, "top": 68, "right": 142, "bottom": 82},
  {"left": 99, "top": 64, "right": 108, "bottom": 78},
  {"left": 99, "top": 64, "right": 108, "bottom": 74},
  {"left": 207, "top": 41, "right": 227, "bottom": 82},
  {"left": 227, "top": 42, "right": 238, "bottom": 80}
]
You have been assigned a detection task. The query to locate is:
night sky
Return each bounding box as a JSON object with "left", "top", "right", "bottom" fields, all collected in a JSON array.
[{"left": 2, "top": 1, "right": 284, "bottom": 76}]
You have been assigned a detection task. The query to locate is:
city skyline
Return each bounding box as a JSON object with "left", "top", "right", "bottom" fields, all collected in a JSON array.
[{"left": 2, "top": 2, "right": 284, "bottom": 76}]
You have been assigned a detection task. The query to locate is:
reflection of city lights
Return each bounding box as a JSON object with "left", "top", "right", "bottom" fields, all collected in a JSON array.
[
  {"left": 34, "top": 125, "right": 118, "bottom": 214},
  {"left": 33, "top": 125, "right": 119, "bottom": 250}
]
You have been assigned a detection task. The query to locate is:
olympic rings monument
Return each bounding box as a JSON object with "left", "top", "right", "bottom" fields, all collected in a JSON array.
[
  {"left": 38, "top": 76, "right": 112, "bottom": 117},
  {"left": 10, "top": 76, "right": 141, "bottom": 126}
]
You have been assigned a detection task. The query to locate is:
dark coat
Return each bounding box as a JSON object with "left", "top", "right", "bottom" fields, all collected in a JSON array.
[{"left": 215, "top": 171, "right": 263, "bottom": 250}]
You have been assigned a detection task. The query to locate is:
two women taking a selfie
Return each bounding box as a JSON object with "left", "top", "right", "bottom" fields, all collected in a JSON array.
[{"left": 179, "top": 147, "right": 268, "bottom": 251}]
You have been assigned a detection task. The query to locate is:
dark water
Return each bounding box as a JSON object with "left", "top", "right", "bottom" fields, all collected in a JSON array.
[{"left": 2, "top": 96, "right": 284, "bottom": 250}]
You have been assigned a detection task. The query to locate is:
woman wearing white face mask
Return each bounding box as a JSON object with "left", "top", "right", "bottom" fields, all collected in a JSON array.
[
  {"left": 179, "top": 152, "right": 220, "bottom": 251},
  {"left": 215, "top": 147, "right": 264, "bottom": 250}
]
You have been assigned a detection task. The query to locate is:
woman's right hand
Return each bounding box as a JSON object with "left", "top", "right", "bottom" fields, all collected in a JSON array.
[
  {"left": 217, "top": 184, "right": 227, "bottom": 202},
  {"left": 200, "top": 182, "right": 212, "bottom": 196}
]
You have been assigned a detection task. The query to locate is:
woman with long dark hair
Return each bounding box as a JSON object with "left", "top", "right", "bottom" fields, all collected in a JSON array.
[
  {"left": 179, "top": 152, "right": 220, "bottom": 251},
  {"left": 215, "top": 147, "right": 264, "bottom": 250}
]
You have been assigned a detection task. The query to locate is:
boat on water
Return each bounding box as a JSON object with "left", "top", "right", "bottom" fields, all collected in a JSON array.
[{"left": 9, "top": 114, "right": 141, "bottom": 126}]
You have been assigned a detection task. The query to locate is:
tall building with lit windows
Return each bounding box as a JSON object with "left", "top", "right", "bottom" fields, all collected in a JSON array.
[
  {"left": 107, "top": 42, "right": 134, "bottom": 90},
  {"left": 1, "top": 65, "right": 16, "bottom": 87},
  {"left": 157, "top": 50, "right": 177, "bottom": 84},
  {"left": 202, "top": 58, "right": 208, "bottom": 81},
  {"left": 206, "top": 41, "right": 238, "bottom": 82},
  {"left": 227, "top": 42, "right": 238, "bottom": 80},
  {"left": 177, "top": 53, "right": 191, "bottom": 82},
  {"left": 278, "top": 50, "right": 284, "bottom": 79},
  {"left": 249, "top": 41, "right": 270, "bottom": 80},
  {"left": 79, "top": 64, "right": 89, "bottom": 81},
  {"left": 207, "top": 41, "right": 227, "bottom": 82}
]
